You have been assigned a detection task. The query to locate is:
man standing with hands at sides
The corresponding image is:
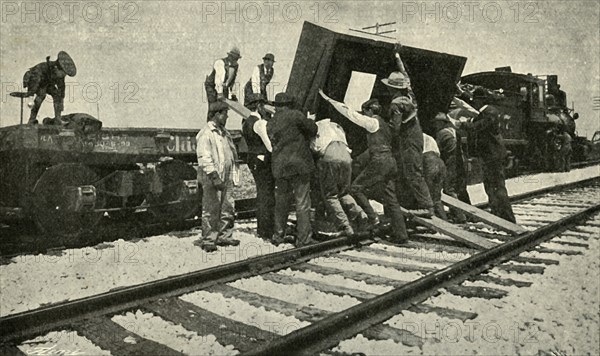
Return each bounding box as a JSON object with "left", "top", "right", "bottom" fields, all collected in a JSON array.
[
  {"left": 267, "top": 93, "right": 319, "bottom": 247},
  {"left": 242, "top": 93, "right": 275, "bottom": 240},
  {"left": 244, "top": 53, "right": 275, "bottom": 103},
  {"left": 382, "top": 46, "right": 434, "bottom": 218},
  {"left": 205, "top": 47, "right": 241, "bottom": 104},
  {"left": 194, "top": 102, "right": 241, "bottom": 252},
  {"left": 454, "top": 101, "right": 516, "bottom": 223},
  {"left": 320, "top": 90, "right": 409, "bottom": 244}
]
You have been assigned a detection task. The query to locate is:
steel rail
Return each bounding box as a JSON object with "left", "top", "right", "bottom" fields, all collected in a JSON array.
[
  {"left": 0, "top": 233, "right": 374, "bottom": 344},
  {"left": 243, "top": 203, "right": 600, "bottom": 356},
  {"left": 1, "top": 175, "right": 597, "bottom": 344}
]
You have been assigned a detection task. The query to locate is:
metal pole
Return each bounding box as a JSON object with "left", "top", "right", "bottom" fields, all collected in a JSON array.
[{"left": 20, "top": 97, "right": 23, "bottom": 125}]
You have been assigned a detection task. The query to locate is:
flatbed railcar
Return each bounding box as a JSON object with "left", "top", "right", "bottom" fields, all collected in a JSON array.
[{"left": 0, "top": 115, "right": 243, "bottom": 238}]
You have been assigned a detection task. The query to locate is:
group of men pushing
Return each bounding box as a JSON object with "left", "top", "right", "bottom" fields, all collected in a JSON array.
[{"left": 195, "top": 46, "right": 516, "bottom": 252}]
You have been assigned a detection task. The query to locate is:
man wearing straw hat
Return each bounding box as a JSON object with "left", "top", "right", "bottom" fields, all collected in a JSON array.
[
  {"left": 23, "top": 51, "right": 77, "bottom": 124},
  {"left": 381, "top": 49, "right": 434, "bottom": 218}
]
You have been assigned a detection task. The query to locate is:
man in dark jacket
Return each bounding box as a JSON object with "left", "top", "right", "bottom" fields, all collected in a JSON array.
[
  {"left": 267, "top": 92, "right": 319, "bottom": 246},
  {"left": 242, "top": 93, "right": 275, "bottom": 240},
  {"left": 23, "top": 51, "right": 77, "bottom": 124},
  {"left": 460, "top": 105, "right": 516, "bottom": 223}
]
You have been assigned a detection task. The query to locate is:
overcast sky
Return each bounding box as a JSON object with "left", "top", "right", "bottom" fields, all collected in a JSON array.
[{"left": 1, "top": 0, "right": 598, "bottom": 136}]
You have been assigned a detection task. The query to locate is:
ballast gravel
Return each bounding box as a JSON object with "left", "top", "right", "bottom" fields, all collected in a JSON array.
[
  {"left": 112, "top": 310, "right": 239, "bottom": 355},
  {"left": 17, "top": 330, "right": 111, "bottom": 355},
  {"left": 0, "top": 231, "right": 291, "bottom": 316}
]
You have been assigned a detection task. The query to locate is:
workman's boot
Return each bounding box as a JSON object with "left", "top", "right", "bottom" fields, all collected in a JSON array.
[
  {"left": 215, "top": 237, "right": 240, "bottom": 246},
  {"left": 193, "top": 239, "right": 218, "bottom": 252},
  {"left": 407, "top": 208, "right": 434, "bottom": 219}
]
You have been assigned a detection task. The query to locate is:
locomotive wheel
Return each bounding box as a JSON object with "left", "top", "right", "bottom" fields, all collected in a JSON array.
[
  {"left": 147, "top": 160, "right": 200, "bottom": 222},
  {"left": 32, "top": 164, "right": 105, "bottom": 238}
]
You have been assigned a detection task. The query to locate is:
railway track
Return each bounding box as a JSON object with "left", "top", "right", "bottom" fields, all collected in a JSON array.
[{"left": 1, "top": 178, "right": 598, "bottom": 355}]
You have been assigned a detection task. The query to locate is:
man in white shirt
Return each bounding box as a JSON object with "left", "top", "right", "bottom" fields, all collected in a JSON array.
[
  {"left": 205, "top": 47, "right": 241, "bottom": 104},
  {"left": 242, "top": 93, "right": 275, "bottom": 239},
  {"left": 244, "top": 53, "right": 275, "bottom": 104},
  {"left": 320, "top": 90, "right": 409, "bottom": 244},
  {"left": 311, "top": 118, "right": 367, "bottom": 236},
  {"left": 422, "top": 133, "right": 448, "bottom": 220}
]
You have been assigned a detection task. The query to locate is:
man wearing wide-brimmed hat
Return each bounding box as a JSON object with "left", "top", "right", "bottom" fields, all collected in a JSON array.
[
  {"left": 23, "top": 51, "right": 76, "bottom": 124},
  {"left": 242, "top": 93, "right": 275, "bottom": 240},
  {"left": 205, "top": 46, "right": 241, "bottom": 104},
  {"left": 267, "top": 92, "right": 318, "bottom": 247},
  {"left": 382, "top": 49, "right": 434, "bottom": 218},
  {"left": 244, "top": 53, "right": 275, "bottom": 104}
]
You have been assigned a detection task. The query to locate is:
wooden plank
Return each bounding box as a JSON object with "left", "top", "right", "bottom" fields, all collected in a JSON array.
[
  {"left": 401, "top": 208, "right": 498, "bottom": 250},
  {"left": 262, "top": 273, "right": 379, "bottom": 301},
  {"left": 224, "top": 99, "right": 251, "bottom": 118},
  {"left": 363, "top": 325, "right": 424, "bottom": 348},
  {"left": 210, "top": 285, "right": 424, "bottom": 348},
  {"left": 0, "top": 345, "right": 27, "bottom": 356},
  {"left": 336, "top": 253, "right": 436, "bottom": 273},
  {"left": 145, "top": 298, "right": 274, "bottom": 353},
  {"left": 408, "top": 304, "right": 477, "bottom": 321},
  {"left": 496, "top": 264, "right": 545, "bottom": 274},
  {"left": 359, "top": 246, "right": 466, "bottom": 265},
  {"left": 73, "top": 316, "right": 182, "bottom": 356},
  {"left": 442, "top": 194, "right": 528, "bottom": 235},
  {"left": 470, "top": 274, "right": 532, "bottom": 288},
  {"left": 512, "top": 256, "right": 559, "bottom": 265}
]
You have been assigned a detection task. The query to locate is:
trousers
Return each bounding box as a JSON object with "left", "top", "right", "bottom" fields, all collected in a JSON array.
[
  {"left": 199, "top": 171, "right": 235, "bottom": 241},
  {"left": 482, "top": 159, "right": 516, "bottom": 223},
  {"left": 248, "top": 155, "right": 275, "bottom": 239},
  {"left": 274, "top": 174, "right": 312, "bottom": 245},
  {"left": 317, "top": 142, "right": 363, "bottom": 229},
  {"left": 423, "top": 152, "right": 448, "bottom": 220},
  {"left": 351, "top": 152, "right": 408, "bottom": 241}
]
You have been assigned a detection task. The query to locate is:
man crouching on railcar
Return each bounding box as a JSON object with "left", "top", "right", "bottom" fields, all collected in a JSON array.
[{"left": 194, "top": 101, "right": 241, "bottom": 252}]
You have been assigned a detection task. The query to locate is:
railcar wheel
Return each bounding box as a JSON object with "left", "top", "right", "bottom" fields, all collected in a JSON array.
[
  {"left": 147, "top": 160, "right": 200, "bottom": 222},
  {"left": 32, "top": 164, "right": 105, "bottom": 238}
]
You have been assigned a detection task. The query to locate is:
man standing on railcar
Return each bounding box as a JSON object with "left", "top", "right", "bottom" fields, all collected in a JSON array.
[
  {"left": 242, "top": 93, "right": 275, "bottom": 240},
  {"left": 381, "top": 48, "right": 434, "bottom": 218},
  {"left": 320, "top": 91, "right": 408, "bottom": 244},
  {"left": 267, "top": 93, "right": 319, "bottom": 247},
  {"left": 244, "top": 53, "right": 275, "bottom": 104},
  {"left": 194, "top": 102, "right": 241, "bottom": 252},
  {"left": 205, "top": 47, "right": 241, "bottom": 104},
  {"left": 23, "top": 51, "right": 77, "bottom": 124}
]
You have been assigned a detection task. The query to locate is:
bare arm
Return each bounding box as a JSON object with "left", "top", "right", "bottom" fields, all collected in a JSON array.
[{"left": 319, "top": 89, "right": 379, "bottom": 133}]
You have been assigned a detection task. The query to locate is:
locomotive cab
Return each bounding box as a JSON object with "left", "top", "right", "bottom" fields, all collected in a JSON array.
[{"left": 461, "top": 70, "right": 567, "bottom": 172}]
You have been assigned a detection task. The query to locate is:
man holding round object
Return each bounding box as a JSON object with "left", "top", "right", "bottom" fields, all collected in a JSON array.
[{"left": 23, "top": 51, "right": 76, "bottom": 124}]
